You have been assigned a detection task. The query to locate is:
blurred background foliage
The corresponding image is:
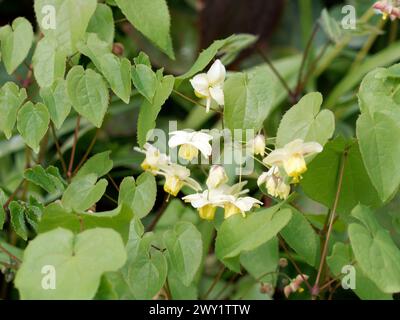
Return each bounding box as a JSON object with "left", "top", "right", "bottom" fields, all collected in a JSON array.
[{"left": 1, "top": 0, "right": 400, "bottom": 300}]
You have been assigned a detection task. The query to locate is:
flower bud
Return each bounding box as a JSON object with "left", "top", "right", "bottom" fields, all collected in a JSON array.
[
  {"left": 279, "top": 257, "right": 288, "bottom": 268},
  {"left": 206, "top": 165, "right": 228, "bottom": 189},
  {"left": 250, "top": 134, "right": 266, "bottom": 156}
]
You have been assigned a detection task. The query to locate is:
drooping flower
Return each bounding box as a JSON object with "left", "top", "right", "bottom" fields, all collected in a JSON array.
[
  {"left": 263, "top": 139, "right": 323, "bottom": 183},
  {"left": 156, "top": 163, "right": 201, "bottom": 197},
  {"left": 206, "top": 165, "right": 229, "bottom": 189},
  {"left": 248, "top": 134, "right": 266, "bottom": 156},
  {"left": 258, "top": 166, "right": 291, "bottom": 200},
  {"left": 184, "top": 166, "right": 261, "bottom": 220},
  {"left": 284, "top": 274, "right": 309, "bottom": 298},
  {"left": 190, "top": 59, "right": 226, "bottom": 112},
  {"left": 373, "top": 1, "right": 400, "bottom": 20},
  {"left": 223, "top": 196, "right": 263, "bottom": 219},
  {"left": 182, "top": 189, "right": 233, "bottom": 220},
  {"left": 169, "top": 130, "right": 213, "bottom": 161},
  {"left": 134, "top": 143, "right": 170, "bottom": 174}
]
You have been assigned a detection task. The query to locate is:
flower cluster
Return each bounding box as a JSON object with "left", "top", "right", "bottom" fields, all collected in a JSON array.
[
  {"left": 135, "top": 61, "right": 323, "bottom": 220},
  {"left": 257, "top": 139, "right": 323, "bottom": 200},
  {"left": 373, "top": 1, "right": 400, "bottom": 20}
]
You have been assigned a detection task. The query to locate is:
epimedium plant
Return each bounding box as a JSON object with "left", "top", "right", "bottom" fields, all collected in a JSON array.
[{"left": 0, "top": 0, "right": 400, "bottom": 300}]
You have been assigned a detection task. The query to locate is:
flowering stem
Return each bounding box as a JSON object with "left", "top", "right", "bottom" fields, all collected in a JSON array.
[
  {"left": 256, "top": 47, "right": 295, "bottom": 100},
  {"left": 313, "top": 149, "right": 348, "bottom": 298},
  {"left": 72, "top": 129, "right": 99, "bottom": 176},
  {"left": 67, "top": 116, "right": 81, "bottom": 180},
  {"left": 50, "top": 122, "right": 68, "bottom": 176},
  {"left": 203, "top": 264, "right": 225, "bottom": 300},
  {"left": 278, "top": 236, "right": 313, "bottom": 292},
  {"left": 172, "top": 89, "right": 223, "bottom": 114},
  {"left": 0, "top": 244, "right": 21, "bottom": 265},
  {"left": 146, "top": 194, "right": 170, "bottom": 232},
  {"left": 296, "top": 23, "right": 320, "bottom": 92}
]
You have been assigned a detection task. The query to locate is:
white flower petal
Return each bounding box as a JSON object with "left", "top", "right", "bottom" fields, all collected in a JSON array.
[
  {"left": 207, "top": 59, "right": 226, "bottom": 86},
  {"left": 184, "top": 177, "right": 202, "bottom": 191},
  {"left": 209, "top": 86, "right": 224, "bottom": 106},
  {"left": 263, "top": 149, "right": 289, "bottom": 165},
  {"left": 190, "top": 73, "right": 210, "bottom": 97},
  {"left": 168, "top": 131, "right": 191, "bottom": 148},
  {"left": 300, "top": 141, "right": 323, "bottom": 155},
  {"left": 257, "top": 172, "right": 269, "bottom": 186}
]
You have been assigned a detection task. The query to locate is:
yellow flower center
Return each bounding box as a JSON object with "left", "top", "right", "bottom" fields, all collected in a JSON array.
[
  {"left": 223, "top": 203, "right": 241, "bottom": 219},
  {"left": 164, "top": 175, "right": 183, "bottom": 197},
  {"left": 283, "top": 153, "right": 307, "bottom": 181},
  {"left": 194, "top": 90, "right": 208, "bottom": 99},
  {"left": 141, "top": 159, "right": 157, "bottom": 172},
  {"left": 178, "top": 144, "right": 199, "bottom": 161},
  {"left": 199, "top": 205, "right": 216, "bottom": 220}
]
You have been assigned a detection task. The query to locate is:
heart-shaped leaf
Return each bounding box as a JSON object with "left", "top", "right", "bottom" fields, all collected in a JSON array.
[{"left": 15, "top": 228, "right": 126, "bottom": 299}]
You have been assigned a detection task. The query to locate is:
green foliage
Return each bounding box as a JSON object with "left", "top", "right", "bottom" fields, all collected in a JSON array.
[
  {"left": 349, "top": 205, "right": 400, "bottom": 293},
  {"left": 34, "top": 0, "right": 97, "bottom": 55},
  {"left": 40, "top": 80, "right": 71, "bottom": 129},
  {"left": 15, "top": 228, "right": 126, "bottom": 299},
  {"left": 66, "top": 66, "right": 109, "bottom": 128},
  {"left": 115, "top": 0, "right": 174, "bottom": 59},
  {"left": 164, "top": 221, "right": 203, "bottom": 286},
  {"left": 137, "top": 74, "right": 174, "bottom": 147},
  {"left": 118, "top": 173, "right": 157, "bottom": 218},
  {"left": 17, "top": 102, "right": 50, "bottom": 153},
  {"left": 0, "top": 17, "right": 33, "bottom": 74},
  {"left": 0, "top": 82, "right": 27, "bottom": 139},
  {"left": 301, "top": 138, "right": 381, "bottom": 214},
  {"left": 215, "top": 206, "right": 292, "bottom": 272},
  {"left": 276, "top": 92, "right": 334, "bottom": 147}
]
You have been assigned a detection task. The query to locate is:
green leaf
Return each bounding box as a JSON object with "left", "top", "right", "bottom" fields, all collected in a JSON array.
[
  {"left": 15, "top": 228, "right": 126, "bottom": 299},
  {"left": 34, "top": 0, "right": 97, "bottom": 55},
  {"left": 99, "top": 54, "right": 132, "bottom": 104},
  {"left": 134, "top": 52, "right": 151, "bottom": 67},
  {"left": 115, "top": 0, "right": 174, "bottom": 59},
  {"left": 358, "top": 65, "right": 400, "bottom": 116},
  {"left": 164, "top": 222, "right": 203, "bottom": 286},
  {"left": 17, "top": 102, "right": 50, "bottom": 153},
  {"left": 215, "top": 206, "right": 292, "bottom": 271},
  {"left": 105, "top": 226, "right": 167, "bottom": 299},
  {"left": 177, "top": 37, "right": 231, "bottom": 81},
  {"left": 66, "top": 66, "right": 109, "bottom": 128},
  {"left": 24, "top": 165, "right": 66, "bottom": 194},
  {"left": 218, "top": 34, "right": 258, "bottom": 66},
  {"left": 0, "top": 189, "right": 6, "bottom": 229},
  {"left": 32, "top": 37, "right": 66, "bottom": 88},
  {"left": 319, "top": 9, "right": 342, "bottom": 44},
  {"left": 276, "top": 92, "right": 335, "bottom": 147},
  {"left": 75, "top": 151, "right": 113, "bottom": 179},
  {"left": 137, "top": 75, "right": 174, "bottom": 147},
  {"left": 0, "top": 82, "right": 27, "bottom": 139},
  {"left": 240, "top": 237, "right": 279, "bottom": 284},
  {"left": 38, "top": 202, "right": 133, "bottom": 243},
  {"left": 131, "top": 64, "right": 157, "bottom": 102},
  {"left": 349, "top": 205, "right": 400, "bottom": 293},
  {"left": 118, "top": 173, "right": 157, "bottom": 218},
  {"left": 77, "top": 35, "right": 131, "bottom": 103},
  {"left": 0, "top": 17, "right": 33, "bottom": 74},
  {"left": 224, "top": 70, "right": 282, "bottom": 132},
  {"left": 280, "top": 207, "right": 320, "bottom": 267},
  {"left": 301, "top": 138, "right": 381, "bottom": 214},
  {"left": 40, "top": 79, "right": 71, "bottom": 129},
  {"left": 356, "top": 111, "right": 400, "bottom": 202},
  {"left": 327, "top": 242, "right": 392, "bottom": 300},
  {"left": 87, "top": 3, "right": 115, "bottom": 47},
  {"left": 61, "top": 174, "right": 108, "bottom": 212},
  {"left": 9, "top": 201, "right": 28, "bottom": 240}
]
